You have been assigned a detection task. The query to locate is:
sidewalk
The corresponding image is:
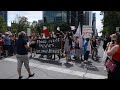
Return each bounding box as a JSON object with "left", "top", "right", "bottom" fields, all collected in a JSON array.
[
  {"left": 0, "top": 59, "right": 83, "bottom": 79},
  {"left": 0, "top": 41, "right": 107, "bottom": 79}
]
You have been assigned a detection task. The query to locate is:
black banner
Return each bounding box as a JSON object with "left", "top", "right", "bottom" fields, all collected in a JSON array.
[{"left": 36, "top": 38, "right": 61, "bottom": 54}]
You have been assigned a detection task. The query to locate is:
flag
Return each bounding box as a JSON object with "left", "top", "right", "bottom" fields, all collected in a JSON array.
[
  {"left": 57, "top": 26, "right": 60, "bottom": 31},
  {"left": 75, "top": 22, "right": 83, "bottom": 48},
  {"left": 43, "top": 26, "right": 50, "bottom": 38}
]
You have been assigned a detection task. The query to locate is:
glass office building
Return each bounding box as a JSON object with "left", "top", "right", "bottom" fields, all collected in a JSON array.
[
  {"left": 43, "top": 11, "right": 84, "bottom": 26},
  {"left": 43, "top": 11, "right": 67, "bottom": 24},
  {"left": 0, "top": 11, "right": 7, "bottom": 24},
  {"left": 83, "top": 11, "right": 92, "bottom": 26}
]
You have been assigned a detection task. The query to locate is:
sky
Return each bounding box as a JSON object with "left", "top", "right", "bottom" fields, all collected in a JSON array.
[{"left": 8, "top": 11, "right": 103, "bottom": 35}]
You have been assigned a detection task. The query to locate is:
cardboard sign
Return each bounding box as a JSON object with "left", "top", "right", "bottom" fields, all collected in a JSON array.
[{"left": 27, "top": 28, "right": 31, "bottom": 36}]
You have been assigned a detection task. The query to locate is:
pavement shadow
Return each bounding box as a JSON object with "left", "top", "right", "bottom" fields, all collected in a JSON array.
[
  {"left": 64, "top": 63, "right": 73, "bottom": 68},
  {"left": 93, "top": 59, "right": 101, "bottom": 63},
  {"left": 33, "top": 58, "right": 62, "bottom": 66},
  {"left": 79, "top": 61, "right": 92, "bottom": 68},
  {"left": 86, "top": 65, "right": 99, "bottom": 71},
  {"left": 75, "top": 59, "right": 83, "bottom": 64},
  {"left": 80, "top": 63, "right": 87, "bottom": 68}
]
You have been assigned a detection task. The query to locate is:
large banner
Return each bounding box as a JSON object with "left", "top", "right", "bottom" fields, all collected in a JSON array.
[{"left": 36, "top": 38, "right": 61, "bottom": 55}]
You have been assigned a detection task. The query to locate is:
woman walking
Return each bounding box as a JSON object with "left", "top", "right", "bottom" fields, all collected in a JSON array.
[{"left": 16, "top": 32, "right": 35, "bottom": 79}]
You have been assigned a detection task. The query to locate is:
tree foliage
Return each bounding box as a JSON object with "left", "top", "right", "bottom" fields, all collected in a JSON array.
[
  {"left": 101, "top": 11, "right": 120, "bottom": 35},
  {"left": 11, "top": 16, "right": 30, "bottom": 33},
  {"left": 0, "top": 16, "right": 7, "bottom": 33},
  {"left": 11, "top": 16, "right": 71, "bottom": 35},
  {"left": 57, "top": 23, "right": 70, "bottom": 33}
]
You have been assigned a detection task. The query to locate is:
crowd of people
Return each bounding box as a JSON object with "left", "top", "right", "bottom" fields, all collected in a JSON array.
[
  {"left": 0, "top": 31, "right": 101, "bottom": 61},
  {"left": 1, "top": 30, "right": 120, "bottom": 79},
  {"left": 0, "top": 30, "right": 102, "bottom": 79}
]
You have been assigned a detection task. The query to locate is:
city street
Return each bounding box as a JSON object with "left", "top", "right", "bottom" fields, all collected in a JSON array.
[{"left": 0, "top": 42, "right": 107, "bottom": 79}]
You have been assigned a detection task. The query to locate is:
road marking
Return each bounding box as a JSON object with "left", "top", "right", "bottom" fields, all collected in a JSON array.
[{"left": 4, "top": 58, "right": 107, "bottom": 79}]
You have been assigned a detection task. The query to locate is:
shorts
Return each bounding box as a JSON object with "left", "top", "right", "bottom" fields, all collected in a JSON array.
[
  {"left": 64, "top": 46, "right": 70, "bottom": 53},
  {"left": 30, "top": 44, "right": 36, "bottom": 49},
  {"left": 16, "top": 54, "right": 29, "bottom": 69}
]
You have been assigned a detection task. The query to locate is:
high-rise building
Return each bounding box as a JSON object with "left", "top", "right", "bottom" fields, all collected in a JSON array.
[
  {"left": 67, "top": 11, "right": 84, "bottom": 26},
  {"left": 0, "top": 11, "right": 7, "bottom": 24},
  {"left": 43, "top": 11, "right": 84, "bottom": 27},
  {"left": 92, "top": 13, "right": 97, "bottom": 36},
  {"left": 83, "top": 11, "right": 92, "bottom": 26},
  {"left": 43, "top": 11, "right": 67, "bottom": 24}
]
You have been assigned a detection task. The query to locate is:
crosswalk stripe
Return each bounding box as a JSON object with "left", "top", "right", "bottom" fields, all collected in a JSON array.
[{"left": 4, "top": 58, "right": 107, "bottom": 79}]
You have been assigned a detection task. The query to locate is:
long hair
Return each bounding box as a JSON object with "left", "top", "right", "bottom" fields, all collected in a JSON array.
[
  {"left": 116, "top": 33, "right": 120, "bottom": 45},
  {"left": 65, "top": 32, "right": 71, "bottom": 45}
]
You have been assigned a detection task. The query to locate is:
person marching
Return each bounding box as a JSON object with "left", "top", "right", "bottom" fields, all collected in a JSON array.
[
  {"left": 29, "top": 33, "right": 37, "bottom": 58},
  {"left": 0, "top": 33, "right": 4, "bottom": 59},
  {"left": 74, "top": 35, "right": 80, "bottom": 60},
  {"left": 64, "top": 32, "right": 71, "bottom": 63},
  {"left": 83, "top": 38, "right": 91, "bottom": 63}
]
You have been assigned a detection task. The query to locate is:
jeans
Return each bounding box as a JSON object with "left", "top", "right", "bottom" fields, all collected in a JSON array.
[{"left": 84, "top": 51, "right": 90, "bottom": 60}]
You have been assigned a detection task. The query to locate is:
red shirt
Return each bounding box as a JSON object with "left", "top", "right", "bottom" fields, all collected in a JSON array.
[{"left": 112, "top": 47, "right": 120, "bottom": 62}]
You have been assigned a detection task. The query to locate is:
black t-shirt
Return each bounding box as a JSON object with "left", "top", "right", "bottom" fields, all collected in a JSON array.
[{"left": 16, "top": 38, "right": 28, "bottom": 55}]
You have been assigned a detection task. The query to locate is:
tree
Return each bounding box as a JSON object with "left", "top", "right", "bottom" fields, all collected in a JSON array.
[
  {"left": 12, "top": 16, "right": 30, "bottom": 33},
  {"left": 59, "top": 23, "right": 71, "bottom": 33},
  {"left": 0, "top": 16, "right": 7, "bottom": 33},
  {"left": 101, "top": 11, "right": 120, "bottom": 35}
]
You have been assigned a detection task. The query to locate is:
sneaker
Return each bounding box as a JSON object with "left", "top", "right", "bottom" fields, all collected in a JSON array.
[
  {"left": 84, "top": 60, "right": 88, "bottom": 63},
  {"left": 29, "top": 73, "right": 35, "bottom": 78},
  {"left": 18, "top": 76, "right": 23, "bottom": 79}
]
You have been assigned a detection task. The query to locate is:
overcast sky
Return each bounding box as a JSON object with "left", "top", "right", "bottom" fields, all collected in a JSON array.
[{"left": 8, "top": 11, "right": 103, "bottom": 35}]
